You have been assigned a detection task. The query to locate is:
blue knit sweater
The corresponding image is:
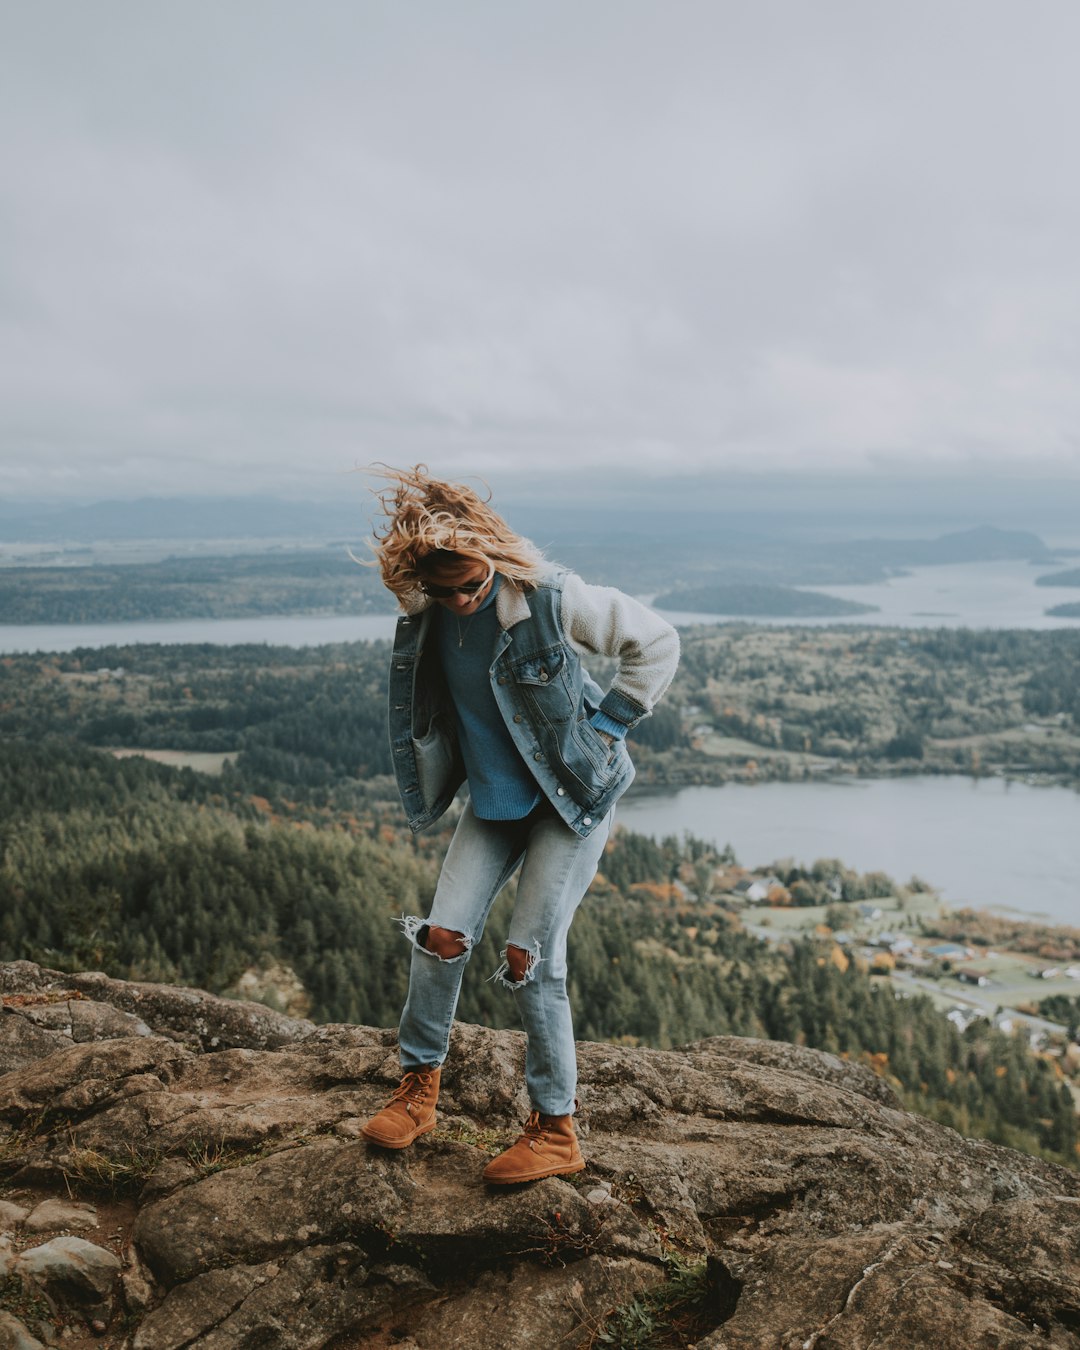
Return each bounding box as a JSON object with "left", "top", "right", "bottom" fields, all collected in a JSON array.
[
  {"left": 435, "top": 575, "right": 627, "bottom": 820},
  {"left": 435, "top": 578, "right": 541, "bottom": 819}
]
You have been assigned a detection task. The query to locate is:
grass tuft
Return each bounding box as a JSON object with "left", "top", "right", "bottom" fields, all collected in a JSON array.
[
  {"left": 59, "top": 1140, "right": 162, "bottom": 1194},
  {"left": 580, "top": 1251, "right": 717, "bottom": 1349}
]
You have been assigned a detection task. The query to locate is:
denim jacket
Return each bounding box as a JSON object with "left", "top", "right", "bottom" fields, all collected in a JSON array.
[{"left": 387, "top": 566, "right": 679, "bottom": 838}]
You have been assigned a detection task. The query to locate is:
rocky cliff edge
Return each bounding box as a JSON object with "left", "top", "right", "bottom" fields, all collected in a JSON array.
[{"left": 1, "top": 960, "right": 1078, "bottom": 1349}]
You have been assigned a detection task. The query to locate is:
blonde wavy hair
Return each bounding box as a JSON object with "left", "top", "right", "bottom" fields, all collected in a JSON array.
[{"left": 367, "top": 464, "right": 546, "bottom": 609}]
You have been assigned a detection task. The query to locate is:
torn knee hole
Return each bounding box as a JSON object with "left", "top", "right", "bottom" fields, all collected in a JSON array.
[
  {"left": 488, "top": 941, "right": 543, "bottom": 989},
  {"left": 425, "top": 925, "right": 469, "bottom": 959},
  {"left": 506, "top": 944, "right": 533, "bottom": 983},
  {"left": 397, "top": 915, "right": 471, "bottom": 960}
]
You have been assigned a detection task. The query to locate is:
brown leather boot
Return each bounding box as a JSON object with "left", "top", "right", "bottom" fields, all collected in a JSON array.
[
  {"left": 482, "top": 1110, "right": 585, "bottom": 1184},
  {"left": 360, "top": 1067, "right": 441, "bottom": 1149}
]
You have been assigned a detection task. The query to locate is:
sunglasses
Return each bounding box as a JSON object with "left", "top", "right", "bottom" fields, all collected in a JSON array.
[{"left": 419, "top": 565, "right": 494, "bottom": 599}]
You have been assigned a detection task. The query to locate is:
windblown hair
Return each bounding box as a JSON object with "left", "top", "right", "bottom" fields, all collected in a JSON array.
[{"left": 367, "top": 464, "right": 546, "bottom": 610}]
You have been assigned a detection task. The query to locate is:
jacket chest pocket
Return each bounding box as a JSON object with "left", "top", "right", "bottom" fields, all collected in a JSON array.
[{"left": 511, "top": 647, "right": 577, "bottom": 725}]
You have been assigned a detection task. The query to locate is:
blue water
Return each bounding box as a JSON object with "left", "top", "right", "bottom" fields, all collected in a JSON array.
[
  {"left": 617, "top": 775, "right": 1079, "bottom": 927},
  {"left": 3, "top": 557, "right": 1076, "bottom": 654},
  {"left": 658, "top": 559, "right": 1080, "bottom": 631}
]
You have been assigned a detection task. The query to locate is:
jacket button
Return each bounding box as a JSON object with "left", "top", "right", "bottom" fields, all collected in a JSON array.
[
  {"left": 513, "top": 714, "right": 523, "bottom": 723},
  {"left": 583, "top": 816, "right": 593, "bottom": 826},
  {"left": 539, "top": 672, "right": 549, "bottom": 682},
  {"left": 533, "top": 753, "right": 544, "bottom": 762},
  {"left": 556, "top": 787, "right": 565, "bottom": 796},
  {"left": 497, "top": 677, "right": 507, "bottom": 685}
]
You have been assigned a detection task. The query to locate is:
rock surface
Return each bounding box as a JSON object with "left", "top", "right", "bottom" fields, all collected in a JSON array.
[
  {"left": 1, "top": 959, "right": 1078, "bottom": 1348},
  {"left": 0, "top": 1309, "right": 46, "bottom": 1350},
  {"left": 0, "top": 1201, "right": 27, "bottom": 1227},
  {"left": 1, "top": 961, "right": 312, "bottom": 1054},
  {"left": 24, "top": 1200, "right": 98, "bottom": 1234},
  {"left": 15, "top": 1235, "right": 122, "bottom": 1308}
]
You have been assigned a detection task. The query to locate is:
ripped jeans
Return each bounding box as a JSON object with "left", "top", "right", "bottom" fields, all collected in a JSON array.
[{"left": 398, "top": 797, "right": 612, "bottom": 1116}]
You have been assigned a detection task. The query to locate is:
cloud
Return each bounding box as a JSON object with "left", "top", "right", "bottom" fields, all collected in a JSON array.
[{"left": 2, "top": 1, "right": 1079, "bottom": 497}]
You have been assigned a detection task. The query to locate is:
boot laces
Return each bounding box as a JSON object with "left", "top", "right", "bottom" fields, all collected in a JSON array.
[
  {"left": 521, "top": 1109, "right": 550, "bottom": 1151},
  {"left": 390, "top": 1071, "right": 432, "bottom": 1113}
]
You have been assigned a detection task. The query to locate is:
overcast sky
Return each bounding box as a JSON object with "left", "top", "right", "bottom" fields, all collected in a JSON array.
[{"left": 3, "top": 1, "right": 1079, "bottom": 501}]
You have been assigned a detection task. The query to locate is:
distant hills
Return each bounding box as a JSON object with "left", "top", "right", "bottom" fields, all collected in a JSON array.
[
  {"left": 0, "top": 498, "right": 1057, "bottom": 561},
  {"left": 824, "top": 524, "right": 1055, "bottom": 568},
  {"left": 0, "top": 551, "right": 392, "bottom": 624},
  {"left": 0, "top": 496, "right": 363, "bottom": 544},
  {"left": 0, "top": 498, "right": 1063, "bottom": 606},
  {"left": 652, "top": 582, "right": 877, "bottom": 617}
]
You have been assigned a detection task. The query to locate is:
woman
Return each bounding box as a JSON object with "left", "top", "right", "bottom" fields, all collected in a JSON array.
[{"left": 360, "top": 466, "right": 679, "bottom": 1183}]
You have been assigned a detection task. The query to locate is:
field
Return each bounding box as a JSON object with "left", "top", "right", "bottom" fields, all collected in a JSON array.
[{"left": 108, "top": 748, "right": 237, "bottom": 774}]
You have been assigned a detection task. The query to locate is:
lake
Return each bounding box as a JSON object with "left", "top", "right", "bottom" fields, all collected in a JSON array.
[
  {"left": 2, "top": 563, "right": 1076, "bottom": 930},
  {"left": 616, "top": 775, "right": 1079, "bottom": 927},
  {"left": 659, "top": 559, "right": 1080, "bottom": 630},
  {"left": 1, "top": 557, "right": 1077, "bottom": 654},
  {"left": 0, "top": 614, "right": 399, "bottom": 654}
]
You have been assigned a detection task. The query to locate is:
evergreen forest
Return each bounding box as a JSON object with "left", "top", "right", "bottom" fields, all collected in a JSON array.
[{"left": 0, "top": 635, "right": 1076, "bottom": 1170}]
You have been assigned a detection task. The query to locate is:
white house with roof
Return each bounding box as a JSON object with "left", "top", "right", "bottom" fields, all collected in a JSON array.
[
  {"left": 741, "top": 876, "right": 782, "bottom": 902},
  {"left": 947, "top": 1006, "right": 981, "bottom": 1031}
]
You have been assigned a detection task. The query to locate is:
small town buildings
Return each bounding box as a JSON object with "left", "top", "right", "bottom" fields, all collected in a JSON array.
[
  {"left": 743, "top": 876, "right": 782, "bottom": 903},
  {"left": 874, "top": 932, "right": 915, "bottom": 955},
  {"left": 927, "top": 942, "right": 973, "bottom": 960},
  {"left": 956, "top": 969, "right": 991, "bottom": 987},
  {"left": 992, "top": 1012, "right": 1046, "bottom": 1048}
]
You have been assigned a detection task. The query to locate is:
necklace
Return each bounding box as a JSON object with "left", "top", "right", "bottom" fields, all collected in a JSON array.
[
  {"left": 455, "top": 611, "right": 478, "bottom": 647},
  {"left": 449, "top": 573, "right": 495, "bottom": 647}
]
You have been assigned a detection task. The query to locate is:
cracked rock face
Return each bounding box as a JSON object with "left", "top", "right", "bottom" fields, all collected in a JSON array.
[{"left": 1, "top": 960, "right": 1079, "bottom": 1349}]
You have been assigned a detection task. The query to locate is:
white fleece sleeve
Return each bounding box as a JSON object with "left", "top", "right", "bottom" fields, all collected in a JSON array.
[{"left": 560, "top": 572, "right": 680, "bottom": 727}]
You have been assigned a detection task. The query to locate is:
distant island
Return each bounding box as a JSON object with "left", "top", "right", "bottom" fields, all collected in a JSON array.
[
  {"left": 1036, "top": 567, "right": 1080, "bottom": 587},
  {"left": 1046, "top": 602, "right": 1080, "bottom": 618},
  {"left": 653, "top": 582, "right": 878, "bottom": 617}
]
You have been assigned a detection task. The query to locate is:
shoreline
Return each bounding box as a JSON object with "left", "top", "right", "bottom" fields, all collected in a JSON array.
[{"left": 733, "top": 888, "right": 1079, "bottom": 1040}]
